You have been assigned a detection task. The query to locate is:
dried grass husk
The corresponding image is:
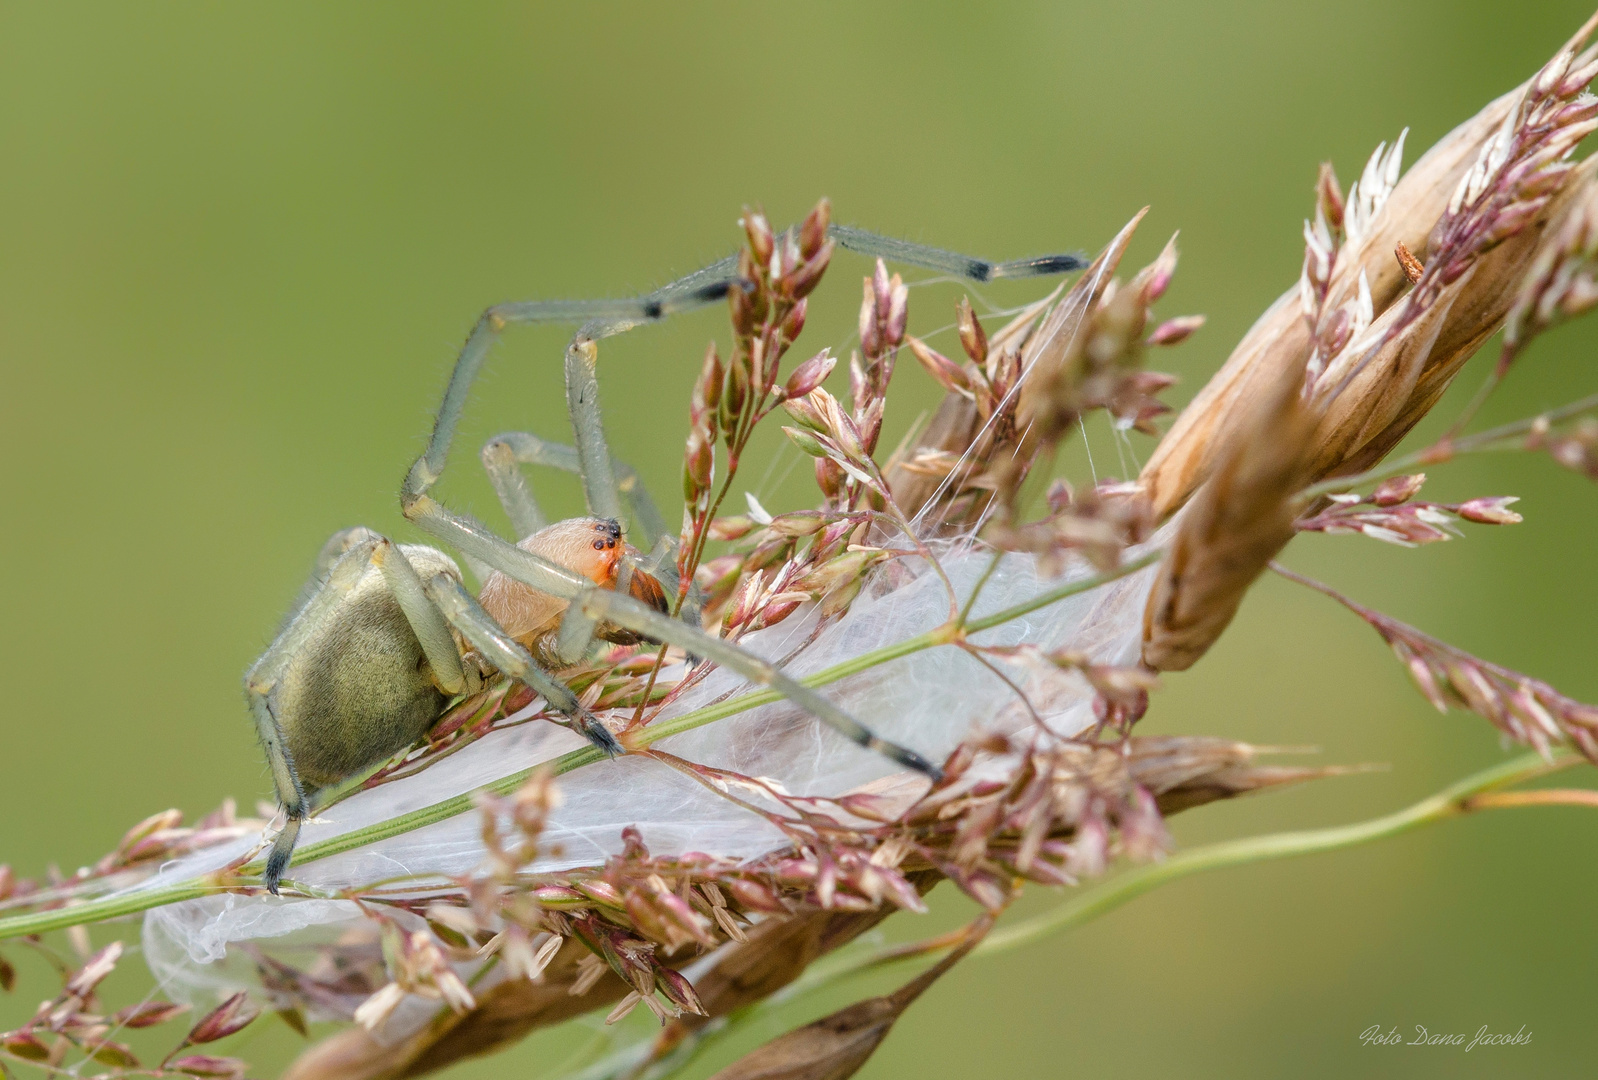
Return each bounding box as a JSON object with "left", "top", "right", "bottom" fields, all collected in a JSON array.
[
  {"left": 1137, "top": 85, "right": 1525, "bottom": 518},
  {"left": 1141, "top": 354, "right": 1318, "bottom": 671},
  {"left": 1137, "top": 38, "right": 1598, "bottom": 671}
]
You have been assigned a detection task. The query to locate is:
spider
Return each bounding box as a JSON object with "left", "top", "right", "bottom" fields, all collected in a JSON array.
[{"left": 244, "top": 215, "right": 1086, "bottom": 894}]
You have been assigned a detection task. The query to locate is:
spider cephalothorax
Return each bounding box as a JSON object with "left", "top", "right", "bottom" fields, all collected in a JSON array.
[{"left": 479, "top": 517, "right": 669, "bottom": 664}]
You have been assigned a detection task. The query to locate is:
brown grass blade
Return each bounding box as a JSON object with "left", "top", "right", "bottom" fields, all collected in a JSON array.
[{"left": 704, "top": 919, "right": 988, "bottom": 1080}]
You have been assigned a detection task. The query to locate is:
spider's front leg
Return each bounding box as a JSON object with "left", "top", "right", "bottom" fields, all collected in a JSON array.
[{"left": 402, "top": 485, "right": 944, "bottom": 779}]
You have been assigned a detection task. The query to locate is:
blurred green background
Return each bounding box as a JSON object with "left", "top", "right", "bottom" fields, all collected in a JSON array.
[{"left": 3, "top": 2, "right": 1596, "bottom": 1077}]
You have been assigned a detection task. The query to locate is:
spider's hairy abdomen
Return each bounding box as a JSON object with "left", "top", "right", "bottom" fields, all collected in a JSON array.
[{"left": 272, "top": 544, "right": 462, "bottom": 790}]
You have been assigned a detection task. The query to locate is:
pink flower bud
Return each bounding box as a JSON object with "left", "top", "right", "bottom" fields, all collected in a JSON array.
[
  {"left": 184, "top": 992, "right": 259, "bottom": 1045},
  {"left": 720, "top": 359, "right": 747, "bottom": 429},
  {"left": 783, "top": 347, "right": 836, "bottom": 399},
  {"left": 682, "top": 430, "right": 712, "bottom": 499},
  {"left": 3, "top": 1032, "right": 51, "bottom": 1061},
  {"left": 1372, "top": 473, "right": 1426, "bottom": 505},
  {"left": 727, "top": 878, "right": 787, "bottom": 912},
  {"left": 781, "top": 392, "right": 828, "bottom": 432},
  {"left": 956, "top": 296, "right": 988, "bottom": 365},
  {"left": 66, "top": 942, "right": 124, "bottom": 999},
  {"left": 886, "top": 276, "right": 909, "bottom": 347},
  {"left": 1321, "top": 304, "right": 1353, "bottom": 354},
  {"left": 166, "top": 1054, "right": 247, "bottom": 1078},
  {"left": 1146, "top": 314, "right": 1205, "bottom": 346},
  {"left": 1140, "top": 234, "right": 1180, "bottom": 303},
  {"left": 799, "top": 198, "right": 831, "bottom": 260},
  {"left": 741, "top": 208, "right": 774, "bottom": 268},
  {"left": 819, "top": 576, "right": 865, "bottom": 617},
  {"left": 708, "top": 516, "right": 753, "bottom": 541},
  {"left": 577, "top": 879, "right": 623, "bottom": 907},
  {"left": 696, "top": 343, "right": 722, "bottom": 411},
  {"left": 816, "top": 456, "right": 845, "bottom": 501},
  {"left": 655, "top": 967, "right": 707, "bottom": 1015},
  {"left": 531, "top": 884, "right": 587, "bottom": 906},
  {"left": 781, "top": 296, "right": 808, "bottom": 341},
  {"left": 769, "top": 511, "right": 828, "bottom": 537},
  {"left": 871, "top": 259, "right": 892, "bottom": 314},
  {"left": 858, "top": 277, "right": 881, "bottom": 357},
  {"left": 1317, "top": 161, "right": 1346, "bottom": 231},
  {"left": 1455, "top": 495, "right": 1523, "bottom": 524},
  {"left": 727, "top": 273, "right": 756, "bottom": 335},
  {"left": 907, "top": 337, "right": 973, "bottom": 396},
  {"left": 782, "top": 242, "right": 832, "bottom": 300}
]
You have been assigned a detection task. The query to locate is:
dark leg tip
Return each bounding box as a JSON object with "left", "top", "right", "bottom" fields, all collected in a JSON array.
[
  {"left": 1029, "top": 253, "right": 1090, "bottom": 274},
  {"left": 264, "top": 852, "right": 288, "bottom": 896},
  {"left": 263, "top": 816, "right": 302, "bottom": 896},
  {"left": 691, "top": 279, "right": 737, "bottom": 303},
  {"left": 578, "top": 713, "right": 625, "bottom": 757},
  {"left": 907, "top": 755, "right": 945, "bottom": 784},
  {"left": 993, "top": 253, "right": 1090, "bottom": 279}
]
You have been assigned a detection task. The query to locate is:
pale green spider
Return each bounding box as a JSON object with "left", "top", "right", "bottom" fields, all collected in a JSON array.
[{"left": 243, "top": 219, "right": 1086, "bottom": 894}]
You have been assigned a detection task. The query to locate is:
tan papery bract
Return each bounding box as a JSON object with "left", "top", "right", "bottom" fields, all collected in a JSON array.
[
  {"left": 702, "top": 918, "right": 988, "bottom": 1080},
  {"left": 1138, "top": 87, "right": 1525, "bottom": 518},
  {"left": 1141, "top": 355, "right": 1318, "bottom": 672},
  {"left": 1137, "top": 58, "right": 1598, "bottom": 672}
]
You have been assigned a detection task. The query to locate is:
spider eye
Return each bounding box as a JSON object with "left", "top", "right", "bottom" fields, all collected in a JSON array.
[{"left": 592, "top": 539, "right": 606, "bottom": 551}]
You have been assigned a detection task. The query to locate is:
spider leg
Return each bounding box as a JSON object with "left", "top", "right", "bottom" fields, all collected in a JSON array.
[
  {"left": 826, "top": 224, "right": 1088, "bottom": 282},
  {"left": 370, "top": 538, "right": 472, "bottom": 695},
  {"left": 404, "top": 227, "right": 1082, "bottom": 509},
  {"left": 480, "top": 431, "right": 666, "bottom": 548},
  {"left": 404, "top": 271, "right": 739, "bottom": 507},
  {"left": 559, "top": 336, "right": 691, "bottom": 631},
  {"left": 422, "top": 571, "right": 622, "bottom": 755},
  {"left": 401, "top": 492, "right": 943, "bottom": 780},
  {"left": 563, "top": 336, "right": 624, "bottom": 525}
]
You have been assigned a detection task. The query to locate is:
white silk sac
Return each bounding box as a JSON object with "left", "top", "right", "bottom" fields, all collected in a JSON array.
[{"left": 140, "top": 534, "right": 1165, "bottom": 1035}]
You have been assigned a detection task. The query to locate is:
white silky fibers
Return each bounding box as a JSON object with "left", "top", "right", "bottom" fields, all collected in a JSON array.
[{"left": 142, "top": 536, "right": 1165, "bottom": 1025}]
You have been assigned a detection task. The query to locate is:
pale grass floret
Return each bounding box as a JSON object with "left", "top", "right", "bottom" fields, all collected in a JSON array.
[{"left": 1343, "top": 128, "right": 1408, "bottom": 245}]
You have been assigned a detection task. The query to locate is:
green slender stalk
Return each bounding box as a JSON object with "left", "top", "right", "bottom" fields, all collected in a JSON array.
[
  {"left": 963, "top": 547, "right": 1161, "bottom": 633},
  {"left": 634, "top": 749, "right": 1585, "bottom": 1080},
  {"left": 1300, "top": 390, "right": 1598, "bottom": 502},
  {"left": 957, "top": 551, "right": 1004, "bottom": 627},
  {"left": 0, "top": 553, "right": 1161, "bottom": 942},
  {"left": 975, "top": 748, "right": 1579, "bottom": 956}
]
